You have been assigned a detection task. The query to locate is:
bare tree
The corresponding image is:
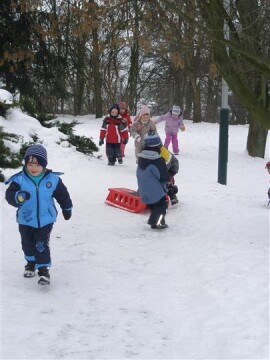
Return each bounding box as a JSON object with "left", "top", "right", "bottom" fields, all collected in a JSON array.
[{"left": 197, "top": 0, "right": 269, "bottom": 157}]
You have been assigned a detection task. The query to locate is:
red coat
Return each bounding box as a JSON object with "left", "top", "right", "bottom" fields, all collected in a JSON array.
[
  {"left": 100, "top": 115, "right": 129, "bottom": 144},
  {"left": 121, "top": 112, "right": 133, "bottom": 129}
]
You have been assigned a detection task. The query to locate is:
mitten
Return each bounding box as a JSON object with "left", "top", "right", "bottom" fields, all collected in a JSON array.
[
  {"left": 168, "top": 169, "right": 177, "bottom": 177},
  {"left": 135, "top": 136, "right": 141, "bottom": 143},
  {"left": 16, "top": 191, "right": 30, "bottom": 204},
  {"left": 123, "top": 138, "right": 128, "bottom": 145},
  {"left": 180, "top": 126, "right": 185, "bottom": 131},
  {"left": 62, "top": 210, "right": 72, "bottom": 220},
  {"left": 167, "top": 184, "right": 178, "bottom": 197},
  {"left": 99, "top": 138, "right": 104, "bottom": 146}
]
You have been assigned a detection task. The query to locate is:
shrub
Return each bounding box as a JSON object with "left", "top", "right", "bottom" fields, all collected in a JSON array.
[
  {"left": 19, "top": 133, "right": 43, "bottom": 159},
  {"left": 0, "top": 130, "right": 42, "bottom": 183},
  {"left": 37, "top": 113, "right": 55, "bottom": 127},
  {"left": 55, "top": 120, "right": 98, "bottom": 155},
  {"left": 19, "top": 96, "right": 37, "bottom": 117},
  {"left": 19, "top": 97, "right": 55, "bottom": 127},
  {"left": 69, "top": 134, "right": 98, "bottom": 155},
  {"left": 56, "top": 120, "right": 79, "bottom": 136},
  {"left": 0, "top": 126, "right": 22, "bottom": 170},
  {"left": 0, "top": 89, "right": 13, "bottom": 117}
]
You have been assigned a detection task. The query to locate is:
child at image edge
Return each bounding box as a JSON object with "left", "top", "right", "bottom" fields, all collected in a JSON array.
[
  {"left": 266, "top": 161, "right": 270, "bottom": 205},
  {"left": 5, "top": 144, "right": 73, "bottom": 286},
  {"left": 154, "top": 105, "right": 185, "bottom": 155}
]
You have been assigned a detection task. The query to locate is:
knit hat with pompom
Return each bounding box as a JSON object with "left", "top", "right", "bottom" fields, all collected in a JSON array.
[
  {"left": 139, "top": 105, "right": 151, "bottom": 118},
  {"left": 144, "top": 131, "right": 161, "bottom": 147},
  {"left": 118, "top": 101, "right": 127, "bottom": 110}
]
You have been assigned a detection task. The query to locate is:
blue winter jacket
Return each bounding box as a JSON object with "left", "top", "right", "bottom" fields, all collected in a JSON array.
[
  {"left": 5, "top": 168, "right": 73, "bottom": 228},
  {"left": 136, "top": 150, "right": 170, "bottom": 205}
]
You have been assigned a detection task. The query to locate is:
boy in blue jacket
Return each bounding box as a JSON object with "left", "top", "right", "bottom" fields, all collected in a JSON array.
[
  {"left": 5, "top": 144, "right": 73, "bottom": 285},
  {"left": 136, "top": 132, "right": 170, "bottom": 229}
]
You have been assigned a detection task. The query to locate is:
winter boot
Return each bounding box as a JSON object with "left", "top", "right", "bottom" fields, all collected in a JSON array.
[
  {"left": 151, "top": 216, "right": 168, "bottom": 230},
  {"left": 24, "top": 261, "right": 36, "bottom": 278},
  {"left": 38, "top": 267, "right": 50, "bottom": 285},
  {"left": 118, "top": 156, "right": 123, "bottom": 164},
  {"left": 170, "top": 195, "right": 179, "bottom": 205},
  {"left": 151, "top": 224, "right": 168, "bottom": 230}
]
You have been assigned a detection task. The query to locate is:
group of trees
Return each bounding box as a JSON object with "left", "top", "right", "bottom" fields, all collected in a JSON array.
[{"left": 0, "top": 0, "right": 269, "bottom": 157}]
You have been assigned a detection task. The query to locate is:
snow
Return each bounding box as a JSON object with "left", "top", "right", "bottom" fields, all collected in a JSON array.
[
  {"left": 0, "top": 89, "right": 13, "bottom": 105},
  {"left": 0, "top": 103, "right": 269, "bottom": 359}
]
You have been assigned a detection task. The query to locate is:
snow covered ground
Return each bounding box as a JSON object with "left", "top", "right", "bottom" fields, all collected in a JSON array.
[{"left": 0, "top": 107, "right": 269, "bottom": 359}]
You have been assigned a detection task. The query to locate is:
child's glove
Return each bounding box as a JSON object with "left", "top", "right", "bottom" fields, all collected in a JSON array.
[
  {"left": 122, "top": 138, "right": 128, "bottom": 145},
  {"left": 99, "top": 138, "right": 104, "bottom": 146},
  {"left": 16, "top": 191, "right": 30, "bottom": 204},
  {"left": 167, "top": 184, "right": 178, "bottom": 197},
  {"left": 135, "top": 135, "right": 141, "bottom": 143},
  {"left": 168, "top": 169, "right": 177, "bottom": 177},
  {"left": 180, "top": 126, "right": 185, "bottom": 131},
  {"left": 62, "top": 210, "right": 72, "bottom": 220}
]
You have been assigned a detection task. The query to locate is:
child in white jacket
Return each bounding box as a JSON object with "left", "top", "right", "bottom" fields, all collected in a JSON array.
[{"left": 130, "top": 105, "right": 156, "bottom": 160}]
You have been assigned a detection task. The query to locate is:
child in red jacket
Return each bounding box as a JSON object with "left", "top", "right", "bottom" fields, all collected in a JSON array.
[
  {"left": 99, "top": 103, "right": 129, "bottom": 165},
  {"left": 118, "top": 101, "right": 133, "bottom": 157}
]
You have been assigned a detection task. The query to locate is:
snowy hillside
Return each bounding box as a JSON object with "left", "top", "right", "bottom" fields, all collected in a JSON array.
[{"left": 0, "top": 107, "right": 269, "bottom": 359}]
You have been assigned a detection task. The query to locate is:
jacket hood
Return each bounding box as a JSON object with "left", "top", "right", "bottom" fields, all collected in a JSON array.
[{"left": 137, "top": 151, "right": 161, "bottom": 169}]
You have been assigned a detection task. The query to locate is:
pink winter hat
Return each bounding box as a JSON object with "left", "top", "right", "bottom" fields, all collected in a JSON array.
[{"left": 139, "top": 105, "right": 151, "bottom": 118}]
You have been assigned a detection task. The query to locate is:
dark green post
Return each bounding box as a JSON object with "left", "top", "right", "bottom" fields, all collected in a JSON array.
[{"left": 218, "top": 108, "right": 229, "bottom": 185}]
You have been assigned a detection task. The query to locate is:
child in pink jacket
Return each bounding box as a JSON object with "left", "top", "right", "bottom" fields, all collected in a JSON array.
[{"left": 154, "top": 105, "right": 185, "bottom": 155}]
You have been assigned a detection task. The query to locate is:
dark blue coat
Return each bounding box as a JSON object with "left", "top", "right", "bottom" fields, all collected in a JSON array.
[{"left": 136, "top": 150, "right": 170, "bottom": 205}]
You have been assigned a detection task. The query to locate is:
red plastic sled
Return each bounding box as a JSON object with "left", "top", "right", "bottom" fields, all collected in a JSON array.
[
  {"left": 105, "top": 187, "right": 147, "bottom": 213},
  {"left": 105, "top": 188, "right": 170, "bottom": 213}
]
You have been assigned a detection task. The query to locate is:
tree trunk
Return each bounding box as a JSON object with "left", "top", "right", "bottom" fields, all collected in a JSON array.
[
  {"left": 204, "top": 77, "right": 219, "bottom": 123},
  {"left": 247, "top": 117, "right": 268, "bottom": 158},
  {"left": 92, "top": 27, "right": 103, "bottom": 118},
  {"left": 184, "top": 80, "right": 193, "bottom": 119},
  {"left": 173, "top": 70, "right": 185, "bottom": 107},
  {"left": 189, "top": 74, "right": 202, "bottom": 123},
  {"left": 73, "top": 39, "right": 85, "bottom": 115},
  {"left": 127, "top": 0, "right": 139, "bottom": 114},
  {"left": 128, "top": 44, "right": 139, "bottom": 114}
]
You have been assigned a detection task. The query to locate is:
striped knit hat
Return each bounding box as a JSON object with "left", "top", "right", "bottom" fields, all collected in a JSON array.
[
  {"left": 24, "top": 144, "right": 48, "bottom": 168},
  {"left": 144, "top": 131, "right": 161, "bottom": 147}
]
